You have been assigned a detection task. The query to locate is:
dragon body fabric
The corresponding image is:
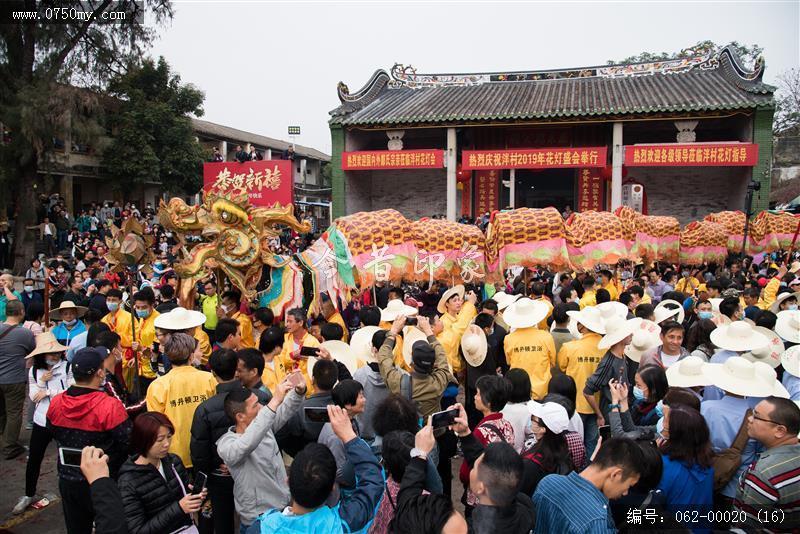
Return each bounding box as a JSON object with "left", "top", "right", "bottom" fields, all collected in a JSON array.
[{"left": 160, "top": 193, "right": 800, "bottom": 314}]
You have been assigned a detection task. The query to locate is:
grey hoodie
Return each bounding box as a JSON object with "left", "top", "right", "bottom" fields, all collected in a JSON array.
[
  {"left": 353, "top": 363, "right": 388, "bottom": 442},
  {"left": 216, "top": 390, "right": 302, "bottom": 526}
]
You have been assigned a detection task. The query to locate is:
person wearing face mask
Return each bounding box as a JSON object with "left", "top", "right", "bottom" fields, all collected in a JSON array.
[
  {"left": 100, "top": 288, "right": 133, "bottom": 363},
  {"left": 46, "top": 347, "right": 132, "bottom": 534},
  {"left": 94, "top": 330, "right": 146, "bottom": 417},
  {"left": 13, "top": 333, "right": 73, "bottom": 515},
  {"left": 48, "top": 261, "right": 70, "bottom": 308},
  {"left": 20, "top": 277, "right": 42, "bottom": 313},
  {"left": 217, "top": 290, "right": 255, "bottom": 349},
  {"left": 770, "top": 289, "right": 800, "bottom": 314},
  {"left": 123, "top": 289, "right": 160, "bottom": 393},
  {"left": 50, "top": 301, "right": 88, "bottom": 347}
]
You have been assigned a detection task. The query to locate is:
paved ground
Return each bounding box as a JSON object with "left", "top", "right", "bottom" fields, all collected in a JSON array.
[{"left": 0, "top": 426, "right": 66, "bottom": 534}]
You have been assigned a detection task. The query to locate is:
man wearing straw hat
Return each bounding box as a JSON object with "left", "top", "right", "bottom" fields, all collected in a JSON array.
[
  {"left": 703, "top": 321, "right": 770, "bottom": 402},
  {"left": 557, "top": 306, "right": 607, "bottom": 454},
  {"left": 437, "top": 284, "right": 477, "bottom": 375},
  {"left": 51, "top": 301, "right": 88, "bottom": 347},
  {"left": 502, "top": 298, "right": 555, "bottom": 401}
]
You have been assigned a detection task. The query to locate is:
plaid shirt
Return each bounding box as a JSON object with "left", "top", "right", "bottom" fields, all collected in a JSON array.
[{"left": 734, "top": 443, "right": 800, "bottom": 533}]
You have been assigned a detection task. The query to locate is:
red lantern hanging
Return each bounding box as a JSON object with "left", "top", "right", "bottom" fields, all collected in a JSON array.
[{"left": 456, "top": 163, "right": 471, "bottom": 183}]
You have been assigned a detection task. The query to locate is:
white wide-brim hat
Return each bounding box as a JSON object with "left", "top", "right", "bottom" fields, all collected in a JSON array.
[
  {"left": 596, "top": 301, "right": 629, "bottom": 320},
  {"left": 461, "top": 324, "right": 488, "bottom": 367},
  {"left": 703, "top": 357, "right": 789, "bottom": 398},
  {"left": 550, "top": 314, "right": 582, "bottom": 339},
  {"left": 567, "top": 306, "right": 606, "bottom": 335},
  {"left": 780, "top": 345, "right": 800, "bottom": 378},
  {"left": 154, "top": 307, "right": 206, "bottom": 330},
  {"left": 666, "top": 355, "right": 711, "bottom": 388},
  {"left": 349, "top": 326, "right": 381, "bottom": 364},
  {"left": 775, "top": 310, "right": 800, "bottom": 344},
  {"left": 491, "top": 291, "right": 521, "bottom": 311},
  {"left": 320, "top": 340, "right": 358, "bottom": 375},
  {"left": 598, "top": 317, "right": 640, "bottom": 350},
  {"left": 709, "top": 321, "right": 769, "bottom": 353},
  {"left": 437, "top": 285, "right": 465, "bottom": 315},
  {"left": 624, "top": 319, "right": 661, "bottom": 363},
  {"left": 50, "top": 300, "right": 88, "bottom": 320},
  {"left": 770, "top": 291, "right": 800, "bottom": 313},
  {"left": 401, "top": 326, "right": 429, "bottom": 367},
  {"left": 503, "top": 298, "right": 551, "bottom": 330},
  {"left": 741, "top": 326, "right": 785, "bottom": 369},
  {"left": 654, "top": 299, "right": 685, "bottom": 325},
  {"left": 380, "top": 299, "right": 419, "bottom": 322},
  {"left": 709, "top": 298, "right": 723, "bottom": 312}
]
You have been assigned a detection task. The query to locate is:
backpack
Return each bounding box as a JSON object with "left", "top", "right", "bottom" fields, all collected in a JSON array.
[{"left": 711, "top": 409, "right": 752, "bottom": 491}]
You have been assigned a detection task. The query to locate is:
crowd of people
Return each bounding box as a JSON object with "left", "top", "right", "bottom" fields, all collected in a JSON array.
[{"left": 0, "top": 198, "right": 799, "bottom": 533}]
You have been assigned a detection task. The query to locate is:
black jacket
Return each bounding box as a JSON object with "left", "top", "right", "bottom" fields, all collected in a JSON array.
[
  {"left": 459, "top": 432, "right": 536, "bottom": 534},
  {"left": 275, "top": 390, "right": 332, "bottom": 456},
  {"left": 189, "top": 380, "right": 269, "bottom": 476},
  {"left": 117, "top": 453, "right": 192, "bottom": 534},
  {"left": 90, "top": 477, "right": 128, "bottom": 534},
  {"left": 89, "top": 293, "right": 109, "bottom": 316}
]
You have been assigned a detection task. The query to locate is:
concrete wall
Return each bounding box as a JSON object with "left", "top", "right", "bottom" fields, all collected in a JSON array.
[
  {"left": 629, "top": 166, "right": 751, "bottom": 223},
  {"left": 344, "top": 169, "right": 447, "bottom": 219}
]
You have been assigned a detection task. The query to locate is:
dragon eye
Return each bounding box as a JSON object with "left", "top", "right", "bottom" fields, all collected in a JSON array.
[{"left": 220, "top": 210, "right": 239, "bottom": 224}]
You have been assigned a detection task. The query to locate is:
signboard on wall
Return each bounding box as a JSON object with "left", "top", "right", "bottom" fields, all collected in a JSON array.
[
  {"left": 341, "top": 149, "right": 445, "bottom": 170},
  {"left": 203, "top": 160, "right": 294, "bottom": 206},
  {"left": 624, "top": 143, "right": 758, "bottom": 166},
  {"left": 578, "top": 168, "right": 604, "bottom": 212},
  {"left": 475, "top": 170, "right": 499, "bottom": 214},
  {"left": 462, "top": 147, "right": 607, "bottom": 170}
]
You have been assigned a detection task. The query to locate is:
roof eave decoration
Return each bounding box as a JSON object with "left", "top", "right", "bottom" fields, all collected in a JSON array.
[{"left": 333, "top": 69, "right": 391, "bottom": 116}]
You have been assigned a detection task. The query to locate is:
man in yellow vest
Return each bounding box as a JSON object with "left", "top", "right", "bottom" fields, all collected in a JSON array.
[
  {"left": 217, "top": 290, "right": 255, "bottom": 349},
  {"left": 126, "top": 288, "right": 161, "bottom": 391},
  {"left": 279, "top": 307, "right": 320, "bottom": 394},
  {"left": 379, "top": 298, "right": 419, "bottom": 372},
  {"left": 437, "top": 284, "right": 477, "bottom": 375},
  {"left": 557, "top": 306, "right": 607, "bottom": 454},
  {"left": 579, "top": 277, "right": 597, "bottom": 309},
  {"left": 599, "top": 269, "right": 620, "bottom": 302},
  {"left": 320, "top": 293, "right": 349, "bottom": 342},
  {"left": 502, "top": 298, "right": 555, "bottom": 400}
]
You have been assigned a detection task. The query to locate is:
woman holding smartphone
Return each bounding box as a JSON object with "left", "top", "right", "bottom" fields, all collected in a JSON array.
[
  {"left": 118, "top": 412, "right": 207, "bottom": 534},
  {"left": 13, "top": 333, "right": 73, "bottom": 515}
]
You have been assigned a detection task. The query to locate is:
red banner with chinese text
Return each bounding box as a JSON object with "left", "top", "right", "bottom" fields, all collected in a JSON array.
[
  {"left": 475, "top": 170, "right": 499, "bottom": 215},
  {"left": 578, "top": 169, "right": 604, "bottom": 212},
  {"left": 203, "top": 160, "right": 293, "bottom": 207},
  {"left": 341, "top": 150, "right": 444, "bottom": 170},
  {"left": 463, "top": 147, "right": 607, "bottom": 170},
  {"left": 624, "top": 143, "right": 758, "bottom": 166}
]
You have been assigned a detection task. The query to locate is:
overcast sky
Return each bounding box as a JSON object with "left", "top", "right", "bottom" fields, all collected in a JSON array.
[{"left": 150, "top": 1, "right": 799, "bottom": 155}]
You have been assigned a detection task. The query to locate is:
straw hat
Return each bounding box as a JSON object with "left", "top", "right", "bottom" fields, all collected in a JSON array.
[
  {"left": 491, "top": 292, "right": 521, "bottom": 311},
  {"left": 349, "top": 326, "right": 381, "bottom": 364},
  {"left": 666, "top": 356, "right": 711, "bottom": 388},
  {"left": 50, "top": 301, "right": 88, "bottom": 320},
  {"left": 654, "top": 299, "right": 685, "bottom": 325},
  {"left": 566, "top": 306, "right": 606, "bottom": 335},
  {"left": 437, "top": 285, "right": 465, "bottom": 314},
  {"left": 596, "top": 301, "right": 629, "bottom": 320},
  {"left": 460, "top": 324, "right": 488, "bottom": 367},
  {"left": 710, "top": 321, "right": 769, "bottom": 353},
  {"left": 401, "top": 327, "right": 429, "bottom": 367},
  {"left": 790, "top": 261, "right": 800, "bottom": 274},
  {"left": 702, "top": 357, "right": 790, "bottom": 398},
  {"left": 770, "top": 291, "right": 800, "bottom": 313},
  {"left": 598, "top": 317, "right": 639, "bottom": 350},
  {"left": 380, "top": 299, "right": 419, "bottom": 322},
  {"left": 496, "top": 311, "right": 510, "bottom": 332},
  {"left": 154, "top": 307, "right": 206, "bottom": 330},
  {"left": 503, "top": 298, "right": 551, "bottom": 330},
  {"left": 781, "top": 345, "right": 800, "bottom": 378},
  {"left": 26, "top": 332, "right": 69, "bottom": 359},
  {"left": 320, "top": 340, "right": 358, "bottom": 375},
  {"left": 740, "top": 327, "right": 785, "bottom": 368},
  {"left": 624, "top": 319, "right": 661, "bottom": 363},
  {"left": 775, "top": 310, "right": 800, "bottom": 343}
]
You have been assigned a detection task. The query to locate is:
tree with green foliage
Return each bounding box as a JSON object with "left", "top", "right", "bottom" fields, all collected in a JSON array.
[
  {"left": 102, "top": 57, "right": 205, "bottom": 195},
  {"left": 608, "top": 40, "right": 763, "bottom": 69},
  {"left": 0, "top": 0, "right": 172, "bottom": 272}
]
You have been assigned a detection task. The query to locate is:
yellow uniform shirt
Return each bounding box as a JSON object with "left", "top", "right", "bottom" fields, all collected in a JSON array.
[
  {"left": 280, "top": 331, "right": 321, "bottom": 395},
  {"left": 603, "top": 281, "right": 620, "bottom": 302},
  {"left": 145, "top": 365, "right": 217, "bottom": 467},
  {"left": 557, "top": 333, "right": 606, "bottom": 414},
  {"left": 193, "top": 328, "right": 212, "bottom": 366},
  {"left": 640, "top": 293, "right": 652, "bottom": 304},
  {"left": 757, "top": 277, "right": 780, "bottom": 310},
  {"left": 379, "top": 320, "right": 410, "bottom": 372},
  {"left": 102, "top": 309, "right": 133, "bottom": 349},
  {"left": 122, "top": 310, "right": 160, "bottom": 380},
  {"left": 328, "top": 312, "right": 349, "bottom": 342},
  {"left": 440, "top": 301, "right": 477, "bottom": 374},
  {"left": 199, "top": 294, "right": 219, "bottom": 330},
  {"left": 261, "top": 356, "right": 287, "bottom": 394},
  {"left": 231, "top": 311, "right": 255, "bottom": 349},
  {"left": 579, "top": 290, "right": 596, "bottom": 310},
  {"left": 534, "top": 297, "right": 553, "bottom": 330},
  {"left": 504, "top": 327, "right": 556, "bottom": 400},
  {"left": 674, "top": 277, "right": 701, "bottom": 295}
]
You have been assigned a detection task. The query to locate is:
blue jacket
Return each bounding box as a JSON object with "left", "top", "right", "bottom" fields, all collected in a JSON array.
[
  {"left": 247, "top": 437, "right": 383, "bottom": 534},
  {"left": 657, "top": 454, "right": 713, "bottom": 533},
  {"left": 51, "top": 321, "right": 87, "bottom": 346}
]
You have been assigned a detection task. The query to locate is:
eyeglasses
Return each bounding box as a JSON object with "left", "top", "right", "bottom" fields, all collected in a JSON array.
[{"left": 751, "top": 413, "right": 785, "bottom": 427}]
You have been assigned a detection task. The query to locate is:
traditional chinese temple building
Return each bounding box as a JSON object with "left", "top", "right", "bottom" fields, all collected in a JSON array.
[{"left": 328, "top": 46, "right": 775, "bottom": 223}]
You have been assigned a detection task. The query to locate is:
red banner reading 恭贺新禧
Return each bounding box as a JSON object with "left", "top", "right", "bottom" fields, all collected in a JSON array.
[{"left": 203, "top": 160, "right": 294, "bottom": 207}]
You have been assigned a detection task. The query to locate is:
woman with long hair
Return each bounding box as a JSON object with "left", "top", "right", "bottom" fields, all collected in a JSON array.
[
  {"left": 519, "top": 401, "right": 574, "bottom": 495},
  {"left": 117, "top": 412, "right": 207, "bottom": 534},
  {"left": 685, "top": 318, "right": 717, "bottom": 361},
  {"left": 631, "top": 364, "right": 669, "bottom": 426}
]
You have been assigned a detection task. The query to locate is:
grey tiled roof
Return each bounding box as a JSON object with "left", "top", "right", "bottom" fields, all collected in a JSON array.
[
  {"left": 193, "top": 119, "right": 330, "bottom": 161},
  {"left": 330, "top": 46, "right": 774, "bottom": 127}
]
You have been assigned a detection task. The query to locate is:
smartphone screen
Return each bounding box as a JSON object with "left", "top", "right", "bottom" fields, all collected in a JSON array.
[
  {"left": 59, "top": 447, "right": 83, "bottom": 468},
  {"left": 404, "top": 317, "right": 418, "bottom": 326},
  {"left": 299, "top": 346, "right": 318, "bottom": 357},
  {"left": 598, "top": 425, "right": 611, "bottom": 441},
  {"left": 430, "top": 408, "right": 459, "bottom": 429},
  {"left": 192, "top": 472, "right": 207, "bottom": 495},
  {"left": 304, "top": 407, "right": 331, "bottom": 423}
]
